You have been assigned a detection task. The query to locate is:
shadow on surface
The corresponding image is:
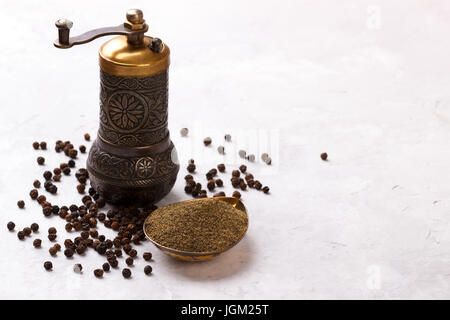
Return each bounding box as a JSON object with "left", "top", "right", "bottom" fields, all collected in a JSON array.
[{"left": 160, "top": 236, "right": 254, "bottom": 281}]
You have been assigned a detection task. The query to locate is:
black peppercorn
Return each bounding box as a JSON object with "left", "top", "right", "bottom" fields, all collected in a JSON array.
[
  {"left": 254, "top": 180, "right": 262, "bottom": 190},
  {"left": 79, "top": 145, "right": 86, "bottom": 153},
  {"left": 232, "top": 170, "right": 240, "bottom": 177},
  {"left": 184, "top": 185, "right": 193, "bottom": 194},
  {"left": 44, "top": 261, "right": 53, "bottom": 271},
  {"left": 49, "top": 247, "right": 57, "bottom": 256},
  {"left": 62, "top": 167, "right": 71, "bottom": 175},
  {"left": 73, "top": 263, "right": 82, "bottom": 273},
  {"left": 187, "top": 163, "right": 196, "bottom": 173},
  {"left": 143, "top": 252, "right": 152, "bottom": 261},
  {"left": 126, "top": 257, "right": 134, "bottom": 266},
  {"left": 263, "top": 186, "right": 270, "bottom": 194},
  {"left": 110, "top": 259, "right": 119, "bottom": 268},
  {"left": 48, "top": 227, "right": 57, "bottom": 234},
  {"left": 69, "top": 149, "right": 78, "bottom": 159},
  {"left": 217, "top": 163, "right": 225, "bottom": 172},
  {"left": 32, "top": 141, "right": 40, "bottom": 149},
  {"left": 84, "top": 133, "right": 90, "bottom": 141},
  {"left": 207, "top": 179, "right": 215, "bottom": 191},
  {"left": 76, "top": 244, "right": 87, "bottom": 254},
  {"left": 203, "top": 137, "right": 212, "bottom": 146},
  {"left": 52, "top": 174, "right": 61, "bottom": 182},
  {"left": 231, "top": 177, "right": 240, "bottom": 188},
  {"left": 77, "top": 184, "right": 85, "bottom": 194},
  {"left": 17, "top": 200, "right": 25, "bottom": 209},
  {"left": 39, "top": 141, "right": 47, "bottom": 150},
  {"left": 17, "top": 231, "right": 25, "bottom": 240},
  {"left": 23, "top": 227, "right": 32, "bottom": 236},
  {"left": 33, "top": 239, "right": 42, "bottom": 248},
  {"left": 64, "top": 248, "right": 74, "bottom": 258},
  {"left": 215, "top": 178, "right": 223, "bottom": 187},
  {"left": 68, "top": 159, "right": 75, "bottom": 168},
  {"left": 102, "top": 262, "right": 110, "bottom": 272},
  {"left": 7, "top": 221, "right": 15, "bottom": 231},
  {"left": 37, "top": 157, "right": 45, "bottom": 165},
  {"left": 232, "top": 191, "right": 241, "bottom": 199},
  {"left": 48, "top": 234, "right": 57, "bottom": 241},
  {"left": 122, "top": 268, "right": 132, "bottom": 278},
  {"left": 43, "top": 171, "right": 52, "bottom": 181},
  {"left": 94, "top": 269, "right": 104, "bottom": 278},
  {"left": 239, "top": 180, "right": 247, "bottom": 190},
  {"left": 321, "top": 152, "right": 328, "bottom": 161},
  {"left": 33, "top": 180, "right": 41, "bottom": 188},
  {"left": 239, "top": 165, "right": 247, "bottom": 173},
  {"left": 247, "top": 179, "right": 255, "bottom": 188},
  {"left": 144, "top": 265, "right": 153, "bottom": 275}
]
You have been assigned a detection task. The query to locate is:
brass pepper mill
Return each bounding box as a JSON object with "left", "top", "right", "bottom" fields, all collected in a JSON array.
[{"left": 54, "top": 9, "right": 179, "bottom": 205}]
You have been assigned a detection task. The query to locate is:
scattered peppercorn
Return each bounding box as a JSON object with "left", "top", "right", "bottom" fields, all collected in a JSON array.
[
  {"left": 48, "top": 234, "right": 57, "bottom": 241},
  {"left": 203, "top": 137, "right": 212, "bottom": 146},
  {"left": 102, "top": 262, "right": 110, "bottom": 272},
  {"left": 263, "top": 186, "right": 270, "bottom": 194},
  {"left": 180, "top": 128, "right": 189, "bottom": 137},
  {"left": 207, "top": 180, "right": 215, "bottom": 191},
  {"left": 17, "top": 231, "right": 25, "bottom": 240},
  {"left": 43, "top": 171, "right": 52, "bottom": 180},
  {"left": 246, "top": 154, "right": 255, "bottom": 162},
  {"left": 84, "top": 133, "right": 90, "bottom": 141},
  {"left": 29, "top": 189, "right": 39, "bottom": 200},
  {"left": 33, "top": 180, "right": 41, "bottom": 188},
  {"left": 68, "top": 159, "right": 75, "bottom": 168},
  {"left": 53, "top": 174, "right": 61, "bottom": 182},
  {"left": 254, "top": 180, "right": 262, "bottom": 190},
  {"left": 125, "top": 257, "right": 134, "bottom": 266},
  {"left": 7, "top": 221, "right": 15, "bottom": 231},
  {"left": 94, "top": 269, "right": 104, "bottom": 278},
  {"left": 77, "top": 184, "right": 85, "bottom": 194},
  {"left": 23, "top": 227, "right": 32, "bottom": 236},
  {"left": 321, "top": 152, "right": 328, "bottom": 161},
  {"left": 143, "top": 252, "right": 152, "bottom": 261},
  {"left": 48, "top": 227, "right": 57, "bottom": 234},
  {"left": 37, "top": 157, "right": 45, "bottom": 165},
  {"left": 17, "top": 200, "right": 25, "bottom": 209},
  {"left": 239, "top": 180, "right": 247, "bottom": 190},
  {"left": 232, "top": 170, "right": 240, "bottom": 177},
  {"left": 144, "top": 265, "right": 153, "bottom": 275},
  {"left": 79, "top": 145, "right": 86, "bottom": 153},
  {"left": 49, "top": 247, "right": 57, "bottom": 256},
  {"left": 232, "top": 191, "right": 241, "bottom": 199},
  {"left": 33, "top": 239, "right": 42, "bottom": 248},
  {"left": 69, "top": 149, "right": 78, "bottom": 159},
  {"left": 215, "top": 178, "right": 223, "bottom": 187},
  {"left": 32, "top": 141, "right": 40, "bottom": 150},
  {"left": 44, "top": 261, "right": 53, "bottom": 271},
  {"left": 40, "top": 141, "right": 47, "bottom": 150},
  {"left": 122, "top": 268, "right": 132, "bottom": 278},
  {"left": 187, "top": 163, "right": 196, "bottom": 173},
  {"left": 64, "top": 248, "right": 74, "bottom": 258},
  {"left": 73, "top": 263, "right": 82, "bottom": 273},
  {"left": 239, "top": 165, "right": 247, "bottom": 173},
  {"left": 217, "top": 163, "right": 225, "bottom": 172}
]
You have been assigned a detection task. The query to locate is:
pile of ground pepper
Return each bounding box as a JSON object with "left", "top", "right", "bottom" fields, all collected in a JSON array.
[{"left": 145, "top": 199, "right": 248, "bottom": 252}]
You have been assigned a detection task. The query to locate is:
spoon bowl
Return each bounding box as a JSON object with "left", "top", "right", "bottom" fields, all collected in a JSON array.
[{"left": 143, "top": 197, "right": 248, "bottom": 261}]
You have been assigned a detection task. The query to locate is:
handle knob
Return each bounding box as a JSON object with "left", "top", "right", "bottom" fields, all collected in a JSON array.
[{"left": 55, "top": 18, "right": 73, "bottom": 46}]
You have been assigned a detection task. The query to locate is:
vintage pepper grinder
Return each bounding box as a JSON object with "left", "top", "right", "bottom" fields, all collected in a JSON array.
[{"left": 54, "top": 9, "right": 179, "bottom": 205}]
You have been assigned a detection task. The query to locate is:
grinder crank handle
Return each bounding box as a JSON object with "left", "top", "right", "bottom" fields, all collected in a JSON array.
[{"left": 54, "top": 19, "right": 148, "bottom": 49}]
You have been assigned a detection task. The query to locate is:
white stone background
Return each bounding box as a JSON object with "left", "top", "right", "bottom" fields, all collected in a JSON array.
[{"left": 0, "top": 0, "right": 450, "bottom": 299}]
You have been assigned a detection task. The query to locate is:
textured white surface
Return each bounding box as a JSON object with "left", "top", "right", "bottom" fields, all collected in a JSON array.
[{"left": 1, "top": 0, "right": 450, "bottom": 299}]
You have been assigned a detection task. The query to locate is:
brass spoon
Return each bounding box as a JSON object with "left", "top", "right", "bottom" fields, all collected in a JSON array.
[{"left": 143, "top": 197, "right": 248, "bottom": 261}]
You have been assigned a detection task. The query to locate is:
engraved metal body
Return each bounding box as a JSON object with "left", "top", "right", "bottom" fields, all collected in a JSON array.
[{"left": 54, "top": 9, "right": 179, "bottom": 205}]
